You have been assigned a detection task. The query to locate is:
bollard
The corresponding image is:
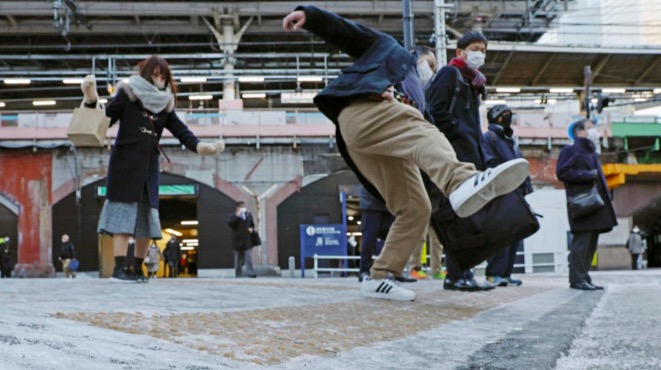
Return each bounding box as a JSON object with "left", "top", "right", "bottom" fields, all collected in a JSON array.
[{"left": 288, "top": 256, "right": 295, "bottom": 278}]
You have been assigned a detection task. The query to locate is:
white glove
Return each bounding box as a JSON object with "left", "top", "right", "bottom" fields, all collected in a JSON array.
[
  {"left": 196, "top": 141, "right": 225, "bottom": 156},
  {"left": 81, "top": 74, "right": 99, "bottom": 104}
]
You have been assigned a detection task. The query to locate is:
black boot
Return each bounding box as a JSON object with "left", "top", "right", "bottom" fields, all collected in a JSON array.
[
  {"left": 110, "top": 256, "right": 138, "bottom": 282},
  {"left": 133, "top": 257, "right": 148, "bottom": 283}
]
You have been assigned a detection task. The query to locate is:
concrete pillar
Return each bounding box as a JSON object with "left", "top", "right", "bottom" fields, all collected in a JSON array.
[{"left": 223, "top": 24, "right": 236, "bottom": 100}]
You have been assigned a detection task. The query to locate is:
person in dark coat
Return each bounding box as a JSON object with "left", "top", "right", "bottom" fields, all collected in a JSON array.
[
  {"left": 164, "top": 235, "right": 181, "bottom": 278},
  {"left": 81, "top": 55, "right": 225, "bottom": 282},
  {"left": 556, "top": 119, "right": 617, "bottom": 291},
  {"left": 482, "top": 105, "right": 533, "bottom": 287},
  {"left": 228, "top": 201, "right": 257, "bottom": 278},
  {"left": 425, "top": 31, "right": 497, "bottom": 292},
  {"left": 283, "top": 7, "right": 528, "bottom": 301},
  {"left": 58, "top": 234, "right": 77, "bottom": 279},
  {"left": 0, "top": 236, "right": 11, "bottom": 278}
]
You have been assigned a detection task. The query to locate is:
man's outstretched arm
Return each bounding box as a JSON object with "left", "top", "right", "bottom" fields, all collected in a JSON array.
[{"left": 283, "top": 5, "right": 381, "bottom": 59}]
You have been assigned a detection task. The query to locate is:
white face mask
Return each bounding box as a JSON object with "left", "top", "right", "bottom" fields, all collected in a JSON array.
[
  {"left": 417, "top": 60, "right": 434, "bottom": 86},
  {"left": 587, "top": 127, "right": 601, "bottom": 152},
  {"left": 153, "top": 78, "right": 166, "bottom": 90},
  {"left": 239, "top": 207, "right": 247, "bottom": 214},
  {"left": 465, "top": 50, "right": 485, "bottom": 70}
]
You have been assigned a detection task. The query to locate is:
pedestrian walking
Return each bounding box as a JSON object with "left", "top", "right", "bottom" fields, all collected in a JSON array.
[
  {"left": 58, "top": 234, "right": 77, "bottom": 279},
  {"left": 228, "top": 201, "right": 257, "bottom": 278},
  {"left": 627, "top": 226, "right": 644, "bottom": 270},
  {"left": 145, "top": 241, "right": 164, "bottom": 279},
  {"left": 164, "top": 235, "right": 181, "bottom": 278}
]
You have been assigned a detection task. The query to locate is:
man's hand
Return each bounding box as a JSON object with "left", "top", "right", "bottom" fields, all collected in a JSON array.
[
  {"left": 196, "top": 141, "right": 225, "bottom": 156},
  {"left": 248, "top": 228, "right": 254, "bottom": 233},
  {"left": 283, "top": 10, "right": 306, "bottom": 31},
  {"left": 380, "top": 86, "right": 395, "bottom": 101}
]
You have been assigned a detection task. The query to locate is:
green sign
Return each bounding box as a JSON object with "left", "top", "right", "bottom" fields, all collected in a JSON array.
[{"left": 97, "top": 185, "right": 198, "bottom": 197}]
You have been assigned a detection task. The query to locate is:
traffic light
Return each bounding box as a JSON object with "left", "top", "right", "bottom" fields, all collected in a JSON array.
[{"left": 596, "top": 94, "right": 613, "bottom": 113}]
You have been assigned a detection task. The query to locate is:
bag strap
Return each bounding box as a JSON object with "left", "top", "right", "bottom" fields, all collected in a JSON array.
[{"left": 448, "top": 66, "right": 465, "bottom": 115}]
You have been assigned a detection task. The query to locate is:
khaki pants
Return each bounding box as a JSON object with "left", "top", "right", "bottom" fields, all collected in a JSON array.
[
  {"left": 408, "top": 222, "right": 444, "bottom": 273},
  {"left": 62, "top": 258, "right": 75, "bottom": 278},
  {"left": 339, "top": 99, "right": 476, "bottom": 279}
]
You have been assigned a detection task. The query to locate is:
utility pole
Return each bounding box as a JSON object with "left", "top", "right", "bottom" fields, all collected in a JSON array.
[
  {"left": 402, "top": 0, "right": 414, "bottom": 49},
  {"left": 584, "top": 65, "right": 592, "bottom": 119},
  {"left": 434, "top": 0, "right": 451, "bottom": 67}
]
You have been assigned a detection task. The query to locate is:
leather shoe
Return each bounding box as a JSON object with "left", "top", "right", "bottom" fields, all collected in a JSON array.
[
  {"left": 587, "top": 283, "right": 603, "bottom": 290},
  {"left": 466, "top": 278, "right": 495, "bottom": 291},
  {"left": 443, "top": 278, "right": 478, "bottom": 292},
  {"left": 395, "top": 275, "right": 417, "bottom": 283},
  {"left": 570, "top": 282, "right": 596, "bottom": 291}
]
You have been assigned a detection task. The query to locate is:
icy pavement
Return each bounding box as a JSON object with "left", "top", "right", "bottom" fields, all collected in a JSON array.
[{"left": 1, "top": 270, "right": 660, "bottom": 369}]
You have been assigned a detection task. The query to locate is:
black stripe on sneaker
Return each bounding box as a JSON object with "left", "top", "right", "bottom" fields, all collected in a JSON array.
[
  {"left": 384, "top": 285, "right": 394, "bottom": 293},
  {"left": 376, "top": 282, "right": 386, "bottom": 293}
]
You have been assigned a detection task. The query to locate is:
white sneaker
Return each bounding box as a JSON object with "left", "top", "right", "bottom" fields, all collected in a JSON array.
[
  {"left": 449, "top": 158, "right": 529, "bottom": 218},
  {"left": 360, "top": 273, "right": 416, "bottom": 301}
]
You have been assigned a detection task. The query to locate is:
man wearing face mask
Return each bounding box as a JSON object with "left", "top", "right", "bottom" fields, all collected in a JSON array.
[
  {"left": 482, "top": 105, "right": 533, "bottom": 287},
  {"left": 425, "top": 31, "right": 496, "bottom": 292},
  {"left": 556, "top": 119, "right": 617, "bottom": 291},
  {"left": 228, "top": 201, "right": 257, "bottom": 278}
]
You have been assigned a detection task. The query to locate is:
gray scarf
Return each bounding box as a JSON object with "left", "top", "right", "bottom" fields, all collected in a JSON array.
[{"left": 128, "top": 75, "right": 172, "bottom": 113}]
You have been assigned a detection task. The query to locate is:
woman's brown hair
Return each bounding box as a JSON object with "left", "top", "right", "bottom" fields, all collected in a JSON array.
[{"left": 136, "top": 55, "right": 177, "bottom": 98}]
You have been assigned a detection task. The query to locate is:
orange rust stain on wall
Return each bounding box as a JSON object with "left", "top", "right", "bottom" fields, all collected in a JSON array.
[{"left": 0, "top": 151, "right": 52, "bottom": 264}]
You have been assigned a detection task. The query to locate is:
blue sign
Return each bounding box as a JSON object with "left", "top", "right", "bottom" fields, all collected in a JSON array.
[{"left": 300, "top": 224, "right": 347, "bottom": 277}]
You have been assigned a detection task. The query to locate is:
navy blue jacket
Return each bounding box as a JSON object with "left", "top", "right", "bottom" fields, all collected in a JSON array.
[
  {"left": 104, "top": 87, "right": 200, "bottom": 208},
  {"left": 556, "top": 137, "right": 617, "bottom": 233},
  {"left": 358, "top": 187, "right": 389, "bottom": 212},
  {"left": 426, "top": 66, "right": 491, "bottom": 170},
  {"left": 297, "top": 5, "right": 418, "bottom": 200},
  {"left": 483, "top": 124, "right": 533, "bottom": 195}
]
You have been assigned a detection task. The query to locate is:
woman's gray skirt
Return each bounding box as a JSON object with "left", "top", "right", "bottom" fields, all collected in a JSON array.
[{"left": 97, "top": 200, "right": 162, "bottom": 239}]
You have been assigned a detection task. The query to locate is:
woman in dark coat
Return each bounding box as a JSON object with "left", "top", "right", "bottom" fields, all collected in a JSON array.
[
  {"left": 81, "top": 55, "right": 224, "bottom": 282},
  {"left": 556, "top": 119, "right": 617, "bottom": 291}
]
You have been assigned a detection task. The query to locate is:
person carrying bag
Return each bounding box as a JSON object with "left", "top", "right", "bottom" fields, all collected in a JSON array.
[{"left": 556, "top": 119, "right": 617, "bottom": 291}]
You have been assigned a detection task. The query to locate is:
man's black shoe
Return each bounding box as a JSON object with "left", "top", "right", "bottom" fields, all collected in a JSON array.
[
  {"left": 443, "top": 278, "right": 478, "bottom": 292},
  {"left": 570, "top": 282, "right": 596, "bottom": 291},
  {"left": 466, "top": 278, "right": 495, "bottom": 291},
  {"left": 587, "top": 283, "right": 604, "bottom": 290},
  {"left": 248, "top": 274, "right": 257, "bottom": 278},
  {"left": 394, "top": 275, "right": 417, "bottom": 283},
  {"left": 358, "top": 272, "right": 369, "bottom": 282}
]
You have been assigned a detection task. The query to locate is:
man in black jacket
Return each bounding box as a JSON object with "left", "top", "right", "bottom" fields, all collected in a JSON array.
[
  {"left": 228, "top": 201, "right": 257, "bottom": 278},
  {"left": 425, "top": 31, "right": 496, "bottom": 292},
  {"left": 164, "top": 235, "right": 181, "bottom": 278},
  {"left": 283, "top": 6, "right": 529, "bottom": 301},
  {"left": 58, "top": 234, "right": 77, "bottom": 279},
  {"left": 556, "top": 119, "right": 617, "bottom": 291},
  {"left": 483, "top": 105, "right": 533, "bottom": 287}
]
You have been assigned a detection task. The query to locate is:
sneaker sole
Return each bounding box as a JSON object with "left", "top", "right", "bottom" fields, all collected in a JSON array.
[
  {"left": 360, "top": 290, "right": 416, "bottom": 301},
  {"left": 109, "top": 277, "right": 141, "bottom": 283},
  {"left": 451, "top": 158, "right": 529, "bottom": 218}
]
